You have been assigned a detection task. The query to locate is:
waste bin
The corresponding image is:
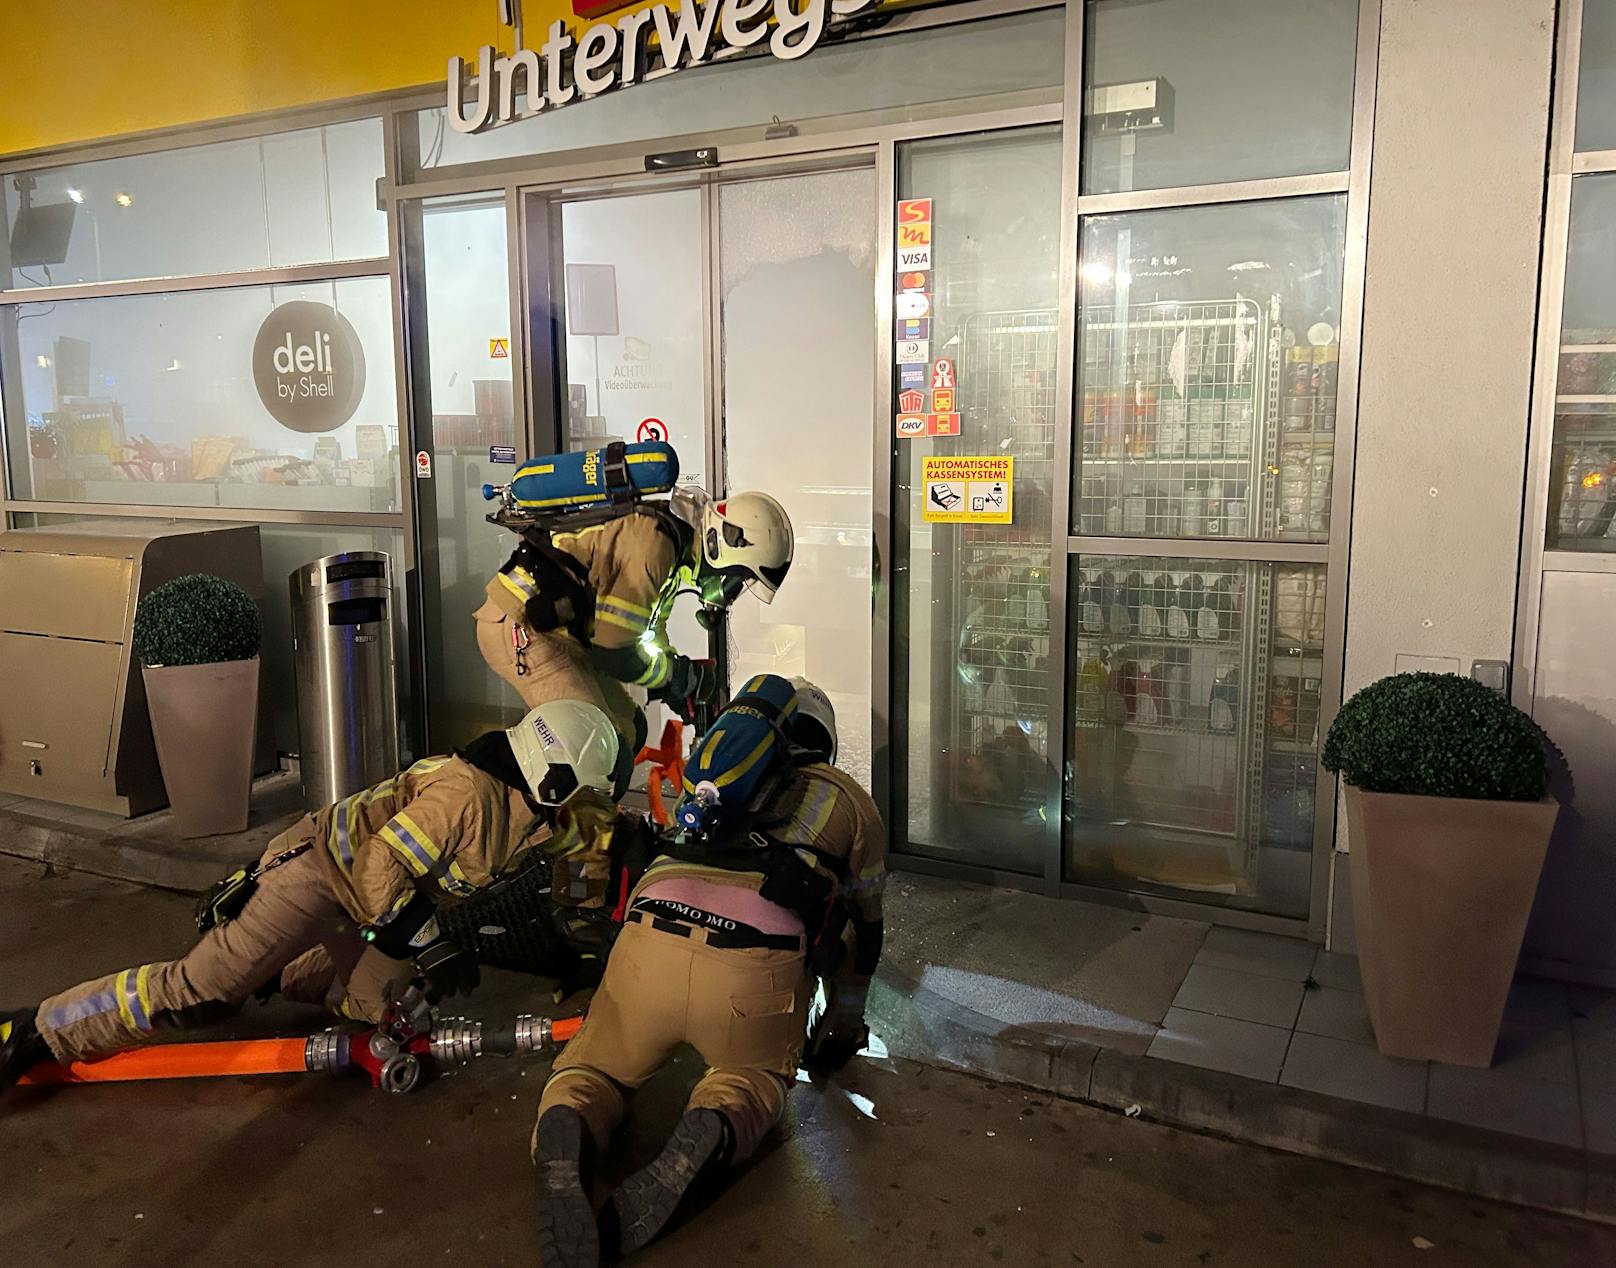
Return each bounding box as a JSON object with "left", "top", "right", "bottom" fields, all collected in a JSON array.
[{"left": 290, "top": 551, "right": 399, "bottom": 812}]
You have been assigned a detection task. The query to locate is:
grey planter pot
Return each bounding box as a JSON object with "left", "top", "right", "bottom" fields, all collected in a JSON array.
[
  {"left": 1344, "top": 784, "right": 1558, "bottom": 1067},
  {"left": 142, "top": 657, "right": 260, "bottom": 838}
]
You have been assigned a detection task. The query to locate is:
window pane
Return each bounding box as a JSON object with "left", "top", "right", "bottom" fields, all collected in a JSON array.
[
  {"left": 1066, "top": 554, "right": 1324, "bottom": 919},
  {"left": 1082, "top": 0, "right": 1358, "bottom": 195},
  {"left": 1075, "top": 195, "right": 1348, "bottom": 542},
  {"left": 3, "top": 119, "right": 386, "bottom": 288},
  {"left": 1577, "top": 0, "right": 1616, "bottom": 153},
  {"left": 6, "top": 276, "right": 400, "bottom": 513},
  {"left": 721, "top": 169, "right": 877, "bottom": 789},
  {"left": 898, "top": 127, "right": 1062, "bottom": 876},
  {"left": 418, "top": 194, "right": 523, "bottom": 746},
  {"left": 1550, "top": 173, "right": 1616, "bottom": 551},
  {"left": 417, "top": 10, "right": 1063, "bottom": 171}
]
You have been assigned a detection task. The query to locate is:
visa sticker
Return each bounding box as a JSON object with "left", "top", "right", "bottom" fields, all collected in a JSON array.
[{"left": 896, "top": 246, "right": 932, "bottom": 271}]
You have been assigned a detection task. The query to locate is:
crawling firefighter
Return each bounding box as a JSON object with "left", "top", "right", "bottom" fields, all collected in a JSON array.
[
  {"left": 0, "top": 700, "right": 621, "bottom": 1086},
  {"left": 531, "top": 676, "right": 887, "bottom": 1267},
  {"left": 474, "top": 441, "right": 793, "bottom": 907}
]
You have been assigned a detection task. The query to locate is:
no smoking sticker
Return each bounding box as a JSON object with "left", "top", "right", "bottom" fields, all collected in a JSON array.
[{"left": 415, "top": 450, "right": 433, "bottom": 479}]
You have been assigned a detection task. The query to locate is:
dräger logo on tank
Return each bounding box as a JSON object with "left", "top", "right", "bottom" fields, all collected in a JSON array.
[{"left": 252, "top": 301, "right": 367, "bottom": 434}]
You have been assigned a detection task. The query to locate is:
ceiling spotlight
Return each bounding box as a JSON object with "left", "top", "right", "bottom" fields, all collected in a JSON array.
[
  {"left": 114, "top": 192, "right": 134, "bottom": 208},
  {"left": 67, "top": 188, "right": 85, "bottom": 204}
]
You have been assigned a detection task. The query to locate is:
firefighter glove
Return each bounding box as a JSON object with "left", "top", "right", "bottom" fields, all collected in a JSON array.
[{"left": 414, "top": 939, "right": 480, "bottom": 1004}]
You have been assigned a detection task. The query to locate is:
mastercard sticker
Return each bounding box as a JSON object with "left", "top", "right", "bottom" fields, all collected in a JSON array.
[{"left": 899, "top": 271, "right": 930, "bottom": 292}]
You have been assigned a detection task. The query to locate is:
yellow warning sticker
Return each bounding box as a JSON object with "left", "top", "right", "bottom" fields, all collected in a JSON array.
[
  {"left": 490, "top": 338, "right": 510, "bottom": 359},
  {"left": 922, "top": 455, "right": 1013, "bottom": 523}
]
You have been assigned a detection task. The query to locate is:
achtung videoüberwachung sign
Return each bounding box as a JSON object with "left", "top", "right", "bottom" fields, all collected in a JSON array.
[{"left": 448, "top": 0, "right": 878, "bottom": 135}]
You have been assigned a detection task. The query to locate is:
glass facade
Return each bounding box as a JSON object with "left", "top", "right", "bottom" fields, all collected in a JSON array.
[
  {"left": 2, "top": 119, "right": 386, "bottom": 287},
  {"left": 1082, "top": 0, "right": 1358, "bottom": 196},
  {"left": 5, "top": 277, "right": 399, "bottom": 512},
  {"left": 1067, "top": 555, "right": 1325, "bottom": 918},
  {"left": 1076, "top": 196, "right": 1348, "bottom": 542},
  {"left": 0, "top": 3, "right": 1378, "bottom": 928},
  {"left": 897, "top": 127, "right": 1063, "bottom": 876}
]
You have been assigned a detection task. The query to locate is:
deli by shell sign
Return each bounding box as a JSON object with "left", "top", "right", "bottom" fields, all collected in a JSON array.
[{"left": 449, "top": 0, "right": 882, "bottom": 135}]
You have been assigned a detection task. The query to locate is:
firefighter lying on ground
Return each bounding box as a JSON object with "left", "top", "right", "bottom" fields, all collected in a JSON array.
[
  {"left": 0, "top": 700, "right": 622, "bottom": 1087},
  {"left": 530, "top": 678, "right": 887, "bottom": 1268},
  {"left": 475, "top": 481, "right": 794, "bottom": 760}
]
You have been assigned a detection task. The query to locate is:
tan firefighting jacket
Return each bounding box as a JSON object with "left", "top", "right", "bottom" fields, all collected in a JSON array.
[
  {"left": 483, "top": 512, "right": 689, "bottom": 691},
  {"left": 310, "top": 754, "right": 581, "bottom": 928},
  {"left": 632, "top": 762, "right": 888, "bottom": 926}
]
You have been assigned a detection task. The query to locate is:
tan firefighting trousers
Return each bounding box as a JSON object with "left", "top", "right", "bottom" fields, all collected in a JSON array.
[
  {"left": 535, "top": 916, "right": 812, "bottom": 1165},
  {"left": 475, "top": 605, "right": 641, "bottom": 907},
  {"left": 35, "top": 819, "right": 409, "bottom": 1064}
]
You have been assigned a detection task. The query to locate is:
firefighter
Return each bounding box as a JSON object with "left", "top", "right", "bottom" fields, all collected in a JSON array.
[
  {"left": 475, "top": 485, "right": 793, "bottom": 906},
  {"left": 531, "top": 680, "right": 887, "bottom": 1268},
  {"left": 0, "top": 700, "right": 622, "bottom": 1084}
]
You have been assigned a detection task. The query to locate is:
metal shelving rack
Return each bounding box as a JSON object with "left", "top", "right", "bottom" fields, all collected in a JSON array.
[
  {"left": 1067, "top": 295, "right": 1301, "bottom": 897},
  {"left": 943, "top": 308, "right": 1058, "bottom": 812}
]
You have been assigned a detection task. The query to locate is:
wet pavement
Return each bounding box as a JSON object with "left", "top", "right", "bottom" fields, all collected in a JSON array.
[{"left": 2, "top": 856, "right": 1612, "bottom": 1267}]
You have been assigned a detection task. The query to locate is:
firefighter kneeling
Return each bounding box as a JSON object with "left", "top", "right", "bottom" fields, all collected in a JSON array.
[
  {"left": 0, "top": 700, "right": 622, "bottom": 1085},
  {"left": 532, "top": 677, "right": 886, "bottom": 1266}
]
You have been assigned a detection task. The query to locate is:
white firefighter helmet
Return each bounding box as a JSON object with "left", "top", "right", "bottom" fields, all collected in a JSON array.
[
  {"left": 790, "top": 677, "right": 837, "bottom": 763},
  {"left": 505, "top": 699, "right": 620, "bottom": 807},
  {"left": 700, "top": 492, "right": 794, "bottom": 605}
]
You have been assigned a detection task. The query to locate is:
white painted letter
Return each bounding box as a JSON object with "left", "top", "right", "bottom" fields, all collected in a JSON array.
[
  {"left": 722, "top": 0, "right": 771, "bottom": 49},
  {"left": 575, "top": 22, "right": 620, "bottom": 95},
  {"left": 446, "top": 48, "right": 495, "bottom": 134},
  {"left": 495, "top": 46, "right": 545, "bottom": 120},
  {"left": 651, "top": 0, "right": 721, "bottom": 72},
  {"left": 542, "top": 20, "right": 576, "bottom": 106},
  {"left": 770, "top": 0, "right": 826, "bottom": 61},
  {"left": 616, "top": 8, "right": 653, "bottom": 84}
]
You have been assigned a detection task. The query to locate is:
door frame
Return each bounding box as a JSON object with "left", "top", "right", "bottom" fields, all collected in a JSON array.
[{"left": 514, "top": 150, "right": 882, "bottom": 747}]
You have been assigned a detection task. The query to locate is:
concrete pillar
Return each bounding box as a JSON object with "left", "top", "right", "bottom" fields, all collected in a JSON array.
[{"left": 1332, "top": 0, "right": 1556, "bottom": 948}]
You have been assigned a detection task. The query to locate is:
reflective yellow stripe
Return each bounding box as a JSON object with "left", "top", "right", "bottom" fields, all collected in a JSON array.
[
  {"left": 713, "top": 736, "right": 774, "bottom": 789},
  {"left": 602, "top": 593, "right": 651, "bottom": 617},
  {"left": 499, "top": 570, "right": 539, "bottom": 604},
  {"left": 791, "top": 780, "right": 838, "bottom": 839},
  {"left": 596, "top": 609, "right": 645, "bottom": 633},
  {"left": 407, "top": 757, "right": 451, "bottom": 776},
  {"left": 115, "top": 965, "right": 154, "bottom": 1038}
]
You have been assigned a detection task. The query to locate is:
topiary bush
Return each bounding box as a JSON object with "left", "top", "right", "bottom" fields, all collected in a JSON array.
[
  {"left": 133, "top": 574, "right": 262, "bottom": 668},
  {"left": 1322, "top": 672, "right": 1548, "bottom": 802}
]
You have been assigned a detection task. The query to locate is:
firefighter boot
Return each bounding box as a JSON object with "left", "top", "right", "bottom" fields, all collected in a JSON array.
[
  {"left": 1, "top": 1009, "right": 49, "bottom": 1091},
  {"left": 535, "top": 1105, "right": 599, "bottom": 1268},
  {"left": 610, "top": 1107, "right": 734, "bottom": 1255}
]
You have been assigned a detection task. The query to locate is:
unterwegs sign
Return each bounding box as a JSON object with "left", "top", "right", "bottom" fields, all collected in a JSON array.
[{"left": 448, "top": 0, "right": 877, "bottom": 135}]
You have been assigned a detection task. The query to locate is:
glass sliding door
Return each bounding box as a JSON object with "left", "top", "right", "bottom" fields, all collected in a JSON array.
[
  {"left": 894, "top": 127, "right": 1064, "bottom": 877},
  {"left": 720, "top": 169, "right": 878, "bottom": 786},
  {"left": 414, "top": 192, "right": 522, "bottom": 747}
]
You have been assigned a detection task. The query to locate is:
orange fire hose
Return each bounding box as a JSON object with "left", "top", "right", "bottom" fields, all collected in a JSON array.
[
  {"left": 16, "top": 1015, "right": 587, "bottom": 1088},
  {"left": 549, "top": 1015, "right": 584, "bottom": 1045},
  {"left": 18, "top": 1037, "right": 309, "bottom": 1086}
]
